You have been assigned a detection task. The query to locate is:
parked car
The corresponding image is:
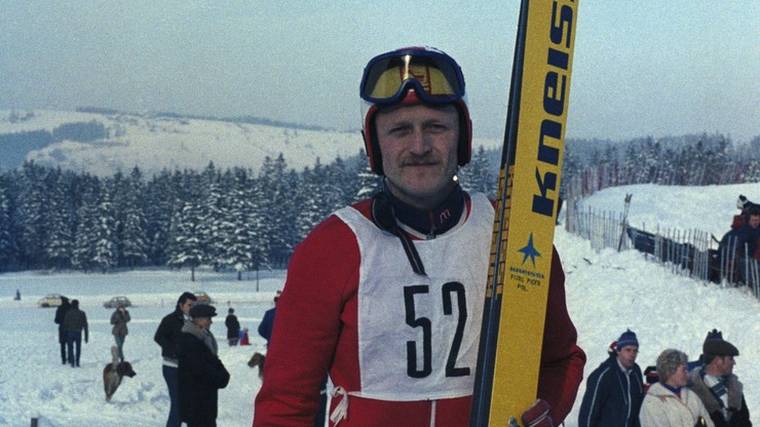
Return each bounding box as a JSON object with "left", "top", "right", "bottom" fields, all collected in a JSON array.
[
  {"left": 195, "top": 291, "right": 213, "bottom": 304},
  {"left": 38, "top": 293, "right": 66, "bottom": 308},
  {"left": 103, "top": 296, "right": 132, "bottom": 308}
]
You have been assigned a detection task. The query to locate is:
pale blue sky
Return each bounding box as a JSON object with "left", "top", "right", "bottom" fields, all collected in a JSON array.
[{"left": 1, "top": 1, "right": 758, "bottom": 142}]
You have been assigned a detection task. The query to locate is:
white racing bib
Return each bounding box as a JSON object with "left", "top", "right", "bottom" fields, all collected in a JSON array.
[{"left": 334, "top": 193, "right": 492, "bottom": 401}]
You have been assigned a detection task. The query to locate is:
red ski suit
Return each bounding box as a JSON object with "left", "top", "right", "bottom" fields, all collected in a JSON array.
[{"left": 254, "top": 197, "right": 585, "bottom": 426}]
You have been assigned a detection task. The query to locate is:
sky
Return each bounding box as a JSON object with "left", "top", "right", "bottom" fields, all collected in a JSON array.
[
  {"left": 1, "top": 1, "right": 759, "bottom": 142},
  {"left": 1, "top": 182, "right": 759, "bottom": 426}
]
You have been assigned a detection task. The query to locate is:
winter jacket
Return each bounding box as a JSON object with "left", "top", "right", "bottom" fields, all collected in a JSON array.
[
  {"left": 63, "top": 308, "right": 89, "bottom": 341},
  {"left": 640, "top": 382, "right": 714, "bottom": 427},
  {"left": 254, "top": 194, "right": 586, "bottom": 427},
  {"left": 110, "top": 309, "right": 130, "bottom": 337},
  {"left": 579, "top": 355, "right": 644, "bottom": 427},
  {"left": 257, "top": 308, "right": 275, "bottom": 345},
  {"left": 688, "top": 369, "right": 752, "bottom": 427},
  {"left": 54, "top": 301, "right": 71, "bottom": 343},
  {"left": 154, "top": 309, "right": 186, "bottom": 363},
  {"left": 178, "top": 322, "right": 230, "bottom": 427},
  {"left": 225, "top": 314, "right": 241, "bottom": 340}
]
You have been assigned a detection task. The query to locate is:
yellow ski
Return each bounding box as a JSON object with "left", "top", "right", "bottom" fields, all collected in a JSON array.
[{"left": 470, "top": 0, "right": 579, "bottom": 425}]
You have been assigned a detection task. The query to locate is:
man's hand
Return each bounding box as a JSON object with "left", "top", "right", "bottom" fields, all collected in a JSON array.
[{"left": 521, "top": 399, "right": 553, "bottom": 427}]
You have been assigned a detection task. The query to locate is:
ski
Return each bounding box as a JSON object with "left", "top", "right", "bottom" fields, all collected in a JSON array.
[{"left": 470, "top": 1, "right": 579, "bottom": 426}]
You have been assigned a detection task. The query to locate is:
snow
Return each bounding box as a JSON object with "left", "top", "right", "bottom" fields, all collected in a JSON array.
[
  {"left": 1, "top": 183, "right": 758, "bottom": 426},
  {"left": 0, "top": 109, "right": 500, "bottom": 177}
]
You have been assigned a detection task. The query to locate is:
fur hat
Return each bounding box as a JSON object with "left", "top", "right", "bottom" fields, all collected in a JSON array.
[
  {"left": 656, "top": 349, "right": 688, "bottom": 383},
  {"left": 737, "top": 195, "right": 748, "bottom": 210},
  {"left": 189, "top": 304, "right": 217, "bottom": 319},
  {"left": 616, "top": 329, "right": 639, "bottom": 350},
  {"left": 702, "top": 329, "right": 739, "bottom": 357}
]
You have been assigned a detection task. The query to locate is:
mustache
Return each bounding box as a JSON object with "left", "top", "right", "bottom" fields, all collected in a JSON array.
[{"left": 401, "top": 154, "right": 438, "bottom": 166}]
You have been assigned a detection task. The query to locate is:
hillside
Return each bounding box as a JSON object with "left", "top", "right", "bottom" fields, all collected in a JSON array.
[{"left": 0, "top": 109, "right": 500, "bottom": 176}]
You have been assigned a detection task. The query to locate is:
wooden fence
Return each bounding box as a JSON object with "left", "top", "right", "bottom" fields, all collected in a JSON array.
[{"left": 565, "top": 204, "right": 760, "bottom": 300}]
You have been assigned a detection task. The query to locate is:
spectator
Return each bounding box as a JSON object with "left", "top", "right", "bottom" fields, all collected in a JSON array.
[
  {"left": 257, "top": 291, "right": 280, "bottom": 346},
  {"left": 253, "top": 46, "right": 585, "bottom": 426},
  {"left": 579, "top": 329, "right": 644, "bottom": 427},
  {"left": 640, "top": 349, "right": 713, "bottom": 427},
  {"left": 225, "top": 308, "right": 241, "bottom": 346},
  {"left": 54, "top": 296, "right": 72, "bottom": 365},
  {"left": 719, "top": 205, "right": 760, "bottom": 283},
  {"left": 62, "top": 299, "right": 88, "bottom": 368},
  {"left": 154, "top": 292, "right": 197, "bottom": 427},
  {"left": 110, "top": 303, "right": 130, "bottom": 362},
  {"left": 689, "top": 330, "right": 751, "bottom": 427},
  {"left": 178, "top": 304, "right": 230, "bottom": 427}
]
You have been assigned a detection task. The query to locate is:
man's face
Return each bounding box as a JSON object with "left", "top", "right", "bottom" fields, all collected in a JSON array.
[
  {"left": 194, "top": 317, "right": 212, "bottom": 330},
  {"left": 715, "top": 355, "right": 736, "bottom": 375},
  {"left": 749, "top": 214, "right": 760, "bottom": 228},
  {"left": 617, "top": 345, "right": 638, "bottom": 369},
  {"left": 375, "top": 103, "right": 460, "bottom": 209},
  {"left": 180, "top": 299, "right": 194, "bottom": 315}
]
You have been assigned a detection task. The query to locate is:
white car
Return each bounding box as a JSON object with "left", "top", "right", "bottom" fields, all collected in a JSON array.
[
  {"left": 103, "top": 296, "right": 132, "bottom": 308},
  {"left": 37, "top": 293, "right": 66, "bottom": 308}
]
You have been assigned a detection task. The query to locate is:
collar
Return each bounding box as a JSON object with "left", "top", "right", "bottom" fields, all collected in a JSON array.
[
  {"left": 383, "top": 182, "right": 466, "bottom": 238},
  {"left": 616, "top": 358, "right": 633, "bottom": 375},
  {"left": 662, "top": 383, "right": 682, "bottom": 396}
]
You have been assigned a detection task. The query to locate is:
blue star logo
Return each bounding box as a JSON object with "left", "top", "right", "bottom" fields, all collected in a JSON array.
[{"left": 518, "top": 233, "right": 541, "bottom": 267}]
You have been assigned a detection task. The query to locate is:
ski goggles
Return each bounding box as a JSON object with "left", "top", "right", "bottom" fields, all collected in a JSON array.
[{"left": 360, "top": 47, "right": 466, "bottom": 106}]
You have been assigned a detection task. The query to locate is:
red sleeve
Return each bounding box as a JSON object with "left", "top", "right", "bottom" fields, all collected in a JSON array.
[
  {"left": 253, "top": 215, "right": 359, "bottom": 427},
  {"left": 537, "top": 247, "right": 586, "bottom": 423}
]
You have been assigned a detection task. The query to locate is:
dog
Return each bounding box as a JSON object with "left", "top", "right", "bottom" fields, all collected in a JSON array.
[
  {"left": 103, "top": 346, "right": 136, "bottom": 401},
  {"left": 247, "top": 352, "right": 265, "bottom": 379}
]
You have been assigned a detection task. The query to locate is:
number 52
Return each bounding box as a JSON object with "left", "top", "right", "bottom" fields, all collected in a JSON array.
[{"left": 404, "top": 282, "right": 470, "bottom": 379}]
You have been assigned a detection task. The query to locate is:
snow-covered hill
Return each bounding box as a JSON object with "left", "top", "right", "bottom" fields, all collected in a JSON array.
[
  {"left": 0, "top": 109, "right": 500, "bottom": 176},
  {"left": 0, "top": 183, "right": 758, "bottom": 426}
]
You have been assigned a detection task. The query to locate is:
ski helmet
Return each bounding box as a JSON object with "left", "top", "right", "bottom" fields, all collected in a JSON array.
[{"left": 360, "top": 46, "right": 473, "bottom": 175}]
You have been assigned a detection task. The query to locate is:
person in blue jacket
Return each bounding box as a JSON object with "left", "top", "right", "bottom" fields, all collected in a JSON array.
[
  {"left": 579, "top": 329, "right": 645, "bottom": 427},
  {"left": 257, "top": 290, "right": 280, "bottom": 346}
]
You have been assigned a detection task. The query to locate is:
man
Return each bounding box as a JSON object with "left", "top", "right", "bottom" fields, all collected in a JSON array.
[
  {"left": 719, "top": 205, "right": 760, "bottom": 283},
  {"left": 689, "top": 330, "right": 751, "bottom": 427},
  {"left": 62, "top": 299, "right": 88, "bottom": 367},
  {"left": 54, "top": 296, "right": 72, "bottom": 365},
  {"left": 225, "top": 307, "right": 241, "bottom": 346},
  {"left": 578, "top": 329, "right": 644, "bottom": 427},
  {"left": 257, "top": 291, "right": 280, "bottom": 346},
  {"left": 253, "top": 46, "right": 585, "bottom": 426},
  {"left": 154, "top": 292, "right": 197, "bottom": 427},
  {"left": 178, "top": 304, "right": 230, "bottom": 427}
]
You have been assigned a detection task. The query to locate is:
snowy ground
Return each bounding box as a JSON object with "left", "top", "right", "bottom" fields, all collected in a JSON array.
[{"left": 1, "top": 183, "right": 758, "bottom": 426}]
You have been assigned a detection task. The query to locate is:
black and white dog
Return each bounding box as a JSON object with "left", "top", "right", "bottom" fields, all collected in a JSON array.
[{"left": 103, "top": 346, "right": 136, "bottom": 401}]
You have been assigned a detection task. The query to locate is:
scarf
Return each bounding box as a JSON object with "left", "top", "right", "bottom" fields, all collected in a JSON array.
[{"left": 182, "top": 320, "right": 218, "bottom": 355}]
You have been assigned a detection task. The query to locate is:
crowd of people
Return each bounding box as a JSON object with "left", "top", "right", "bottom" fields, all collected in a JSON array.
[{"left": 579, "top": 328, "right": 751, "bottom": 427}]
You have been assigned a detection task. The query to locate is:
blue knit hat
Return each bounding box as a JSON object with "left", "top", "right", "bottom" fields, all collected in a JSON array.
[{"left": 616, "top": 329, "right": 639, "bottom": 350}]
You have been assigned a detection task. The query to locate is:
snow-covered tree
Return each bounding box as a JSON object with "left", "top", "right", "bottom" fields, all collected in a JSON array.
[
  {"left": 120, "top": 167, "right": 148, "bottom": 267},
  {"left": 353, "top": 153, "right": 381, "bottom": 202},
  {"left": 45, "top": 170, "right": 75, "bottom": 269},
  {"left": 72, "top": 179, "right": 100, "bottom": 271},
  {"left": 167, "top": 200, "right": 204, "bottom": 281},
  {"left": 16, "top": 162, "right": 49, "bottom": 268},
  {"left": 0, "top": 177, "right": 15, "bottom": 270},
  {"left": 92, "top": 182, "right": 119, "bottom": 273}
]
